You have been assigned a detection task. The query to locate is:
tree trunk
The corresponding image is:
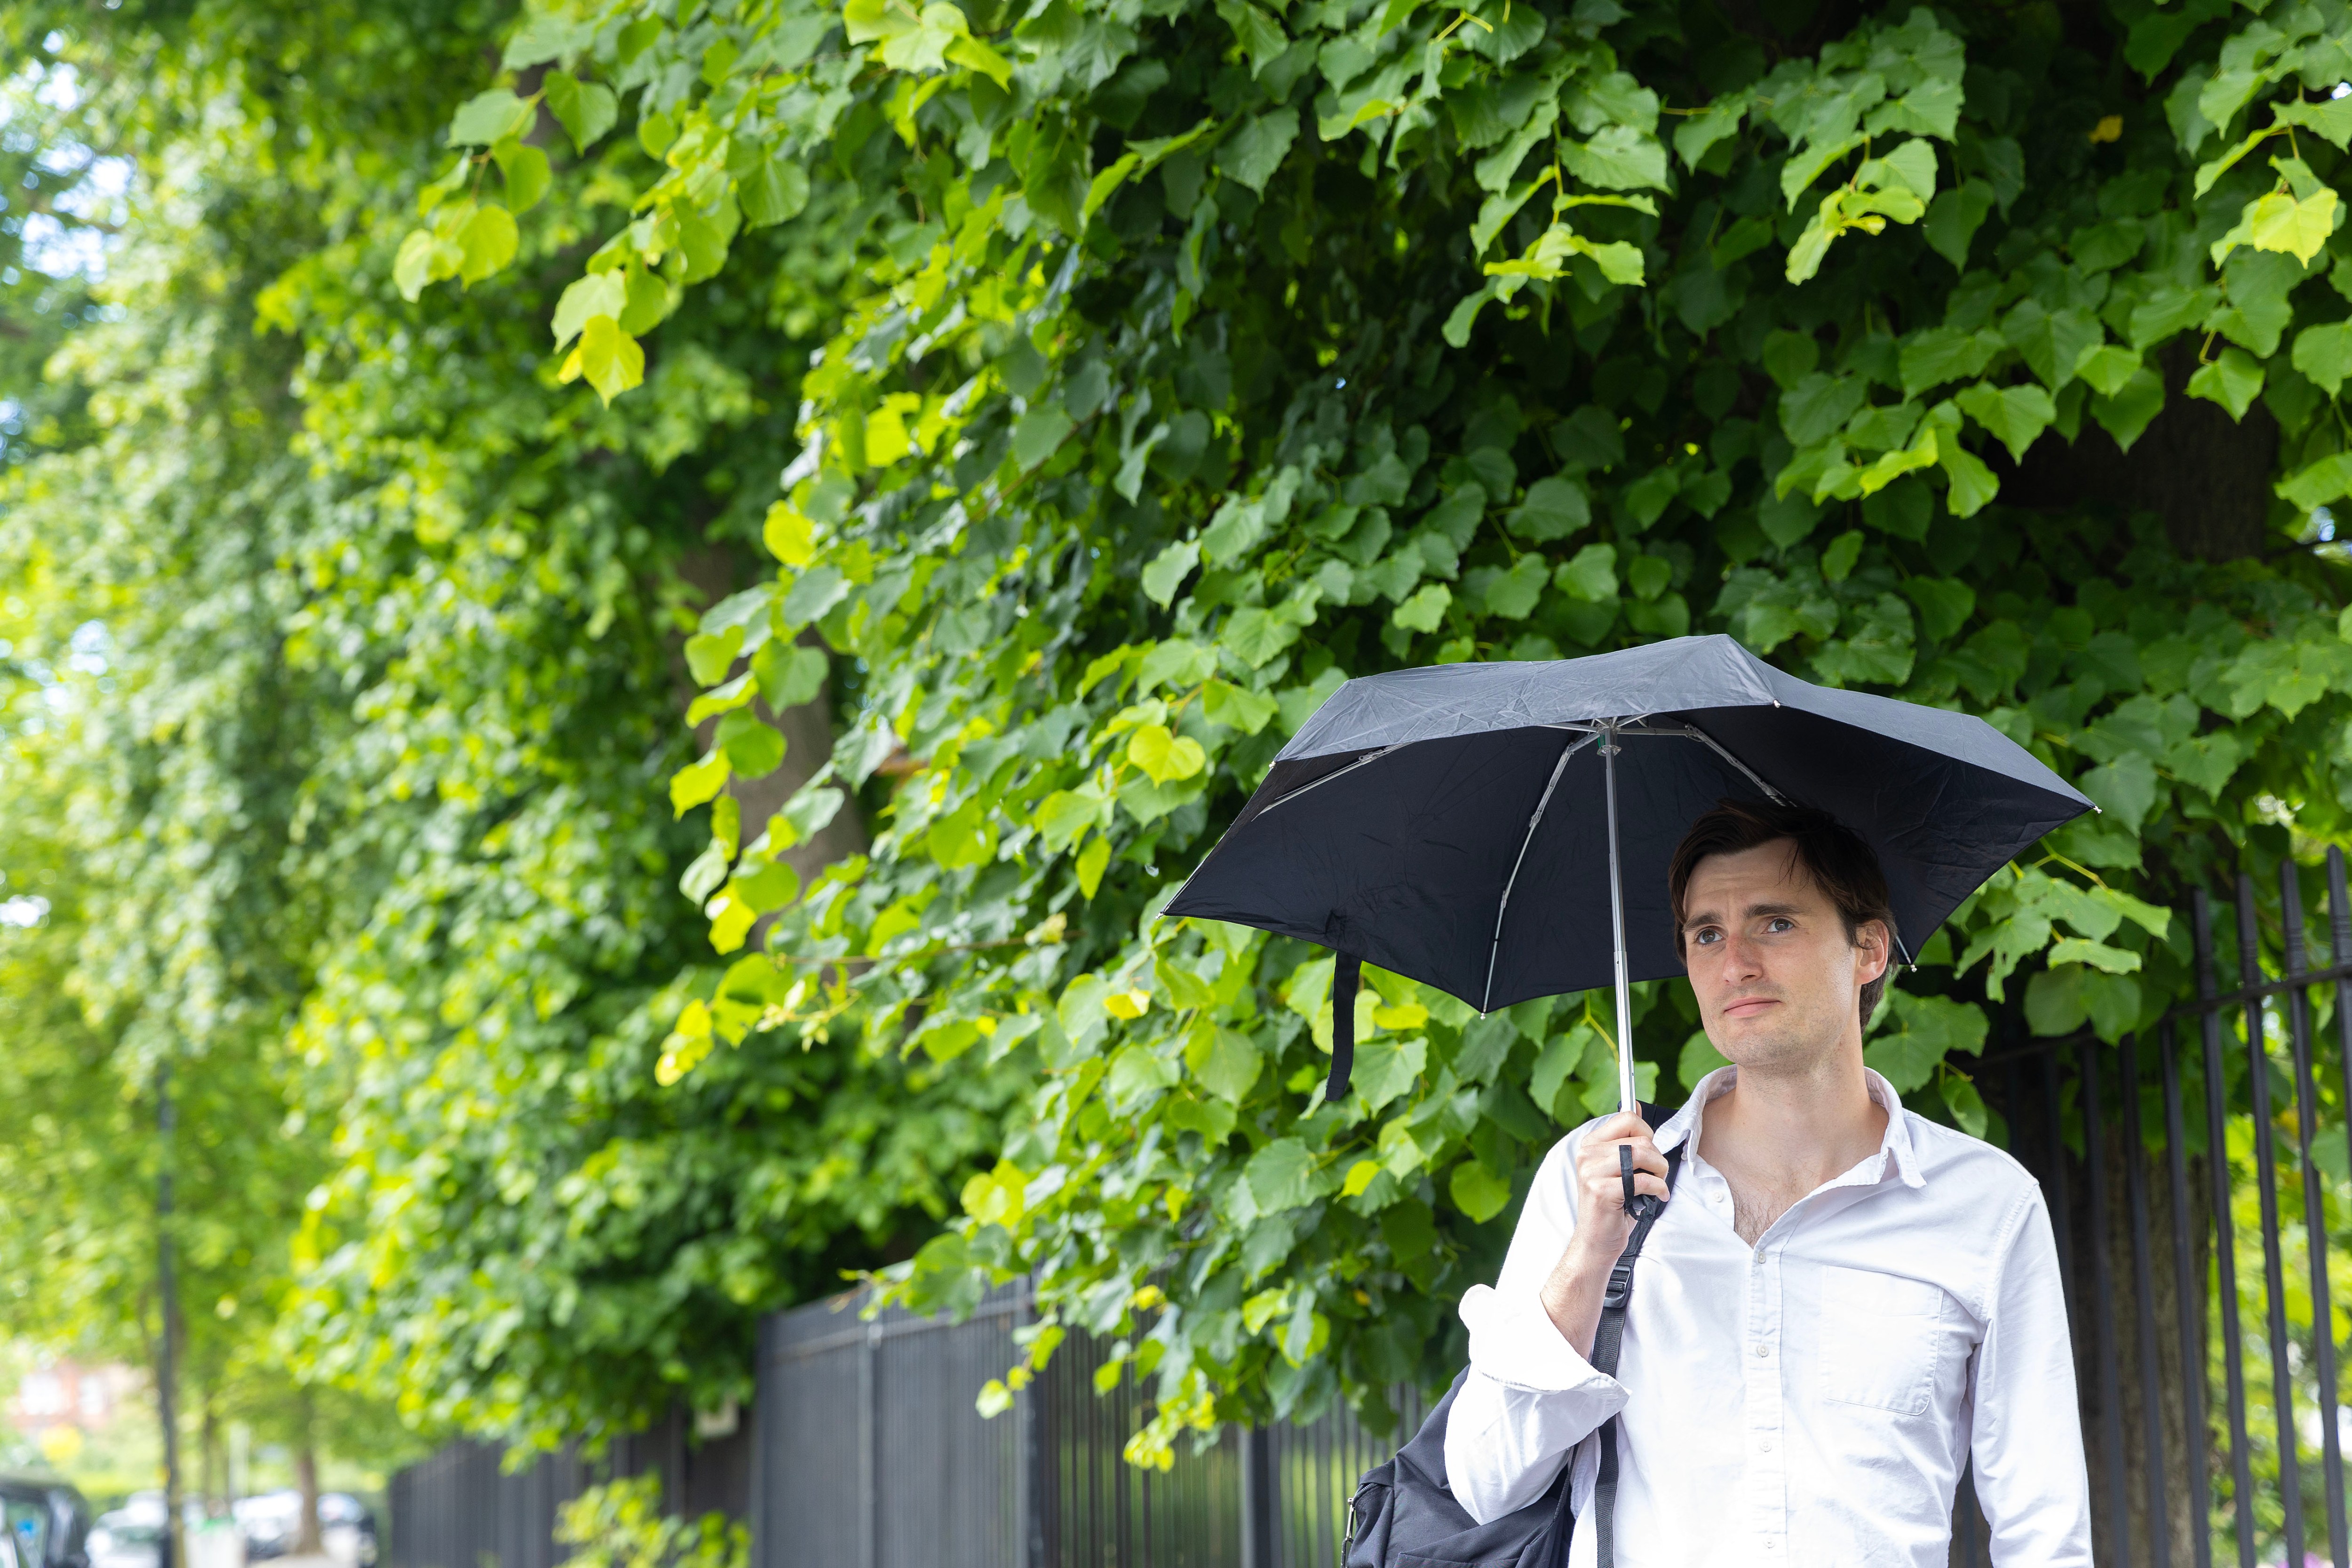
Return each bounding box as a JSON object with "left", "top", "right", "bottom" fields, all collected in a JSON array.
[
  {"left": 294, "top": 1403, "right": 323, "bottom": 1558},
  {"left": 671, "top": 545, "right": 870, "bottom": 900},
  {"left": 2005, "top": 340, "right": 2279, "bottom": 562},
  {"left": 200, "top": 1399, "right": 223, "bottom": 1517}
]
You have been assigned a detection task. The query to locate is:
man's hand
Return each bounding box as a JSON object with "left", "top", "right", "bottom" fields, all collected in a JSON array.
[{"left": 1537, "top": 1112, "right": 1669, "bottom": 1357}]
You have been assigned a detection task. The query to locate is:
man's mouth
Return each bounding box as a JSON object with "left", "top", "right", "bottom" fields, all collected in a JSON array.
[{"left": 1721, "top": 995, "right": 1780, "bottom": 1019}]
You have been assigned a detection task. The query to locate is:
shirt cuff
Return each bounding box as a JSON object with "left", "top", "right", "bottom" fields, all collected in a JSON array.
[{"left": 1457, "top": 1282, "right": 1628, "bottom": 1400}]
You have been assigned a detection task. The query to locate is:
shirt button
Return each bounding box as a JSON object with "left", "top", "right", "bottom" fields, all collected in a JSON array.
[
  {"left": 1752, "top": 1343, "right": 1771, "bottom": 1358},
  {"left": 1757, "top": 1437, "right": 1775, "bottom": 1452},
  {"left": 1764, "top": 1541, "right": 1780, "bottom": 1552}
]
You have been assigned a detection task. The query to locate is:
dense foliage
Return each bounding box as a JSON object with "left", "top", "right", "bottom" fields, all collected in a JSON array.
[
  {"left": 0, "top": 0, "right": 1015, "bottom": 1454},
  {"left": 395, "top": 0, "right": 2352, "bottom": 1459}
]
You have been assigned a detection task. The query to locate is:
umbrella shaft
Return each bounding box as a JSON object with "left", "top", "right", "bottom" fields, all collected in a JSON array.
[{"left": 1604, "top": 723, "right": 1637, "bottom": 1115}]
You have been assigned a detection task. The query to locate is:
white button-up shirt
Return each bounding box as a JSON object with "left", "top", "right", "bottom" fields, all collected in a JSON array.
[{"left": 1444, "top": 1066, "right": 2091, "bottom": 1567}]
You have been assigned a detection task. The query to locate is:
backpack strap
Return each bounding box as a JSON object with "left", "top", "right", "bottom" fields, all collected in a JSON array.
[{"left": 1588, "top": 1107, "right": 1684, "bottom": 1568}]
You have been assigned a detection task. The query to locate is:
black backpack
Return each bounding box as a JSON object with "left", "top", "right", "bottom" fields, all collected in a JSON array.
[{"left": 1342, "top": 1109, "right": 1685, "bottom": 1568}]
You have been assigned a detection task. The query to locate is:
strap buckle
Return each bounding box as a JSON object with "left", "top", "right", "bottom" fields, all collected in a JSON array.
[{"left": 1602, "top": 1258, "right": 1635, "bottom": 1311}]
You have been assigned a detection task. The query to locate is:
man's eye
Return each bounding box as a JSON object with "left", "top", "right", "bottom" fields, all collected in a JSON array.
[
  {"left": 1692, "top": 929, "right": 1720, "bottom": 945},
  {"left": 1766, "top": 918, "right": 1795, "bottom": 933}
]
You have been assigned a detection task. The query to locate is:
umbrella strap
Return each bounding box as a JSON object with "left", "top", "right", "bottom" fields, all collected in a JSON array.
[
  {"left": 1327, "top": 951, "right": 1362, "bottom": 1101},
  {"left": 1591, "top": 1122, "right": 1683, "bottom": 1568}
]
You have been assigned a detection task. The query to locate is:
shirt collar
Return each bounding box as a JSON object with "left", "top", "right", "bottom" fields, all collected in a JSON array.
[{"left": 1650, "top": 1064, "right": 1924, "bottom": 1189}]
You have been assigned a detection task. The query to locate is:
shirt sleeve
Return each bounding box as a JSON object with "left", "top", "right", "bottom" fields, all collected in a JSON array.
[
  {"left": 1443, "top": 1127, "right": 1629, "bottom": 1524},
  {"left": 1968, "top": 1186, "right": 2094, "bottom": 1567}
]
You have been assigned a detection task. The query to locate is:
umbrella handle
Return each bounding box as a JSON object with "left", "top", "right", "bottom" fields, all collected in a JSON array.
[{"left": 1619, "top": 1140, "right": 1664, "bottom": 1223}]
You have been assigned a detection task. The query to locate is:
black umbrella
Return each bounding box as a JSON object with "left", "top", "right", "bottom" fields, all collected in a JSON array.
[{"left": 1164, "top": 634, "right": 2093, "bottom": 1112}]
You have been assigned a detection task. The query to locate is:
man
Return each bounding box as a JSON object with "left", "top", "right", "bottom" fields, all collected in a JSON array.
[{"left": 1442, "top": 798, "right": 2090, "bottom": 1565}]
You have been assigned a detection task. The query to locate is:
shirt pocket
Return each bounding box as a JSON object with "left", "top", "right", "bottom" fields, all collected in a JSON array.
[{"left": 1816, "top": 1264, "right": 1944, "bottom": 1417}]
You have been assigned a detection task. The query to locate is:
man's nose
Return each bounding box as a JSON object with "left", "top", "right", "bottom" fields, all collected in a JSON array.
[{"left": 1717, "top": 931, "right": 1765, "bottom": 980}]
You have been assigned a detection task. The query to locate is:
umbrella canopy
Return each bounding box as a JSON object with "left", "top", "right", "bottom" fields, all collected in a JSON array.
[{"left": 1165, "top": 635, "right": 2092, "bottom": 1101}]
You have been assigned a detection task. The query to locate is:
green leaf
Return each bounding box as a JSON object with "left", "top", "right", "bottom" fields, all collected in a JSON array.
[
  {"left": 1012, "top": 406, "right": 1074, "bottom": 470},
  {"left": 572, "top": 315, "right": 645, "bottom": 404},
  {"left": 1351, "top": 1034, "right": 1426, "bottom": 1112},
  {"left": 733, "top": 858, "right": 803, "bottom": 914},
  {"left": 1246, "top": 1139, "right": 1323, "bottom": 1212},
  {"left": 1390, "top": 583, "right": 1450, "bottom": 633},
  {"left": 2279, "top": 452, "right": 2352, "bottom": 510},
  {"left": 2077, "top": 752, "right": 2159, "bottom": 831},
  {"left": 670, "top": 751, "right": 731, "bottom": 817},
  {"left": 2049, "top": 937, "right": 2141, "bottom": 974},
  {"left": 1954, "top": 381, "right": 2055, "bottom": 464},
  {"left": 2090, "top": 368, "right": 2165, "bottom": 453},
  {"left": 2000, "top": 300, "right": 2102, "bottom": 393},
  {"left": 1076, "top": 836, "right": 1112, "bottom": 899},
  {"left": 1448, "top": 1161, "right": 1513, "bottom": 1223},
  {"left": 1923, "top": 179, "right": 1993, "bottom": 269},
  {"left": 2185, "top": 347, "right": 2265, "bottom": 421},
  {"left": 1185, "top": 1027, "right": 1262, "bottom": 1103},
  {"left": 753, "top": 641, "right": 828, "bottom": 709},
  {"left": 1213, "top": 0, "right": 1287, "bottom": 75},
  {"left": 1128, "top": 724, "right": 1207, "bottom": 783},
  {"left": 1781, "top": 133, "right": 1864, "bottom": 210},
  {"left": 2244, "top": 188, "right": 2340, "bottom": 267},
  {"left": 492, "top": 139, "right": 550, "bottom": 214},
  {"left": 1898, "top": 327, "right": 2002, "bottom": 398},
  {"left": 1561, "top": 125, "right": 1669, "bottom": 191},
  {"left": 1675, "top": 96, "right": 1746, "bottom": 169},
  {"left": 1938, "top": 439, "right": 1998, "bottom": 517},
  {"left": 716, "top": 710, "right": 787, "bottom": 779},
  {"left": 1939, "top": 1073, "right": 1989, "bottom": 1139},
  {"left": 541, "top": 72, "right": 619, "bottom": 155},
  {"left": 1864, "top": 991, "right": 1986, "bottom": 1093},
  {"left": 448, "top": 88, "right": 535, "bottom": 147},
  {"left": 1202, "top": 679, "right": 1278, "bottom": 733},
  {"left": 456, "top": 203, "right": 519, "bottom": 285},
  {"left": 1554, "top": 542, "right": 1617, "bottom": 601},
  {"left": 1476, "top": 555, "right": 1549, "bottom": 619},
  {"left": 928, "top": 798, "right": 999, "bottom": 868},
  {"left": 1821, "top": 529, "right": 1863, "bottom": 582},
  {"left": 739, "top": 157, "right": 812, "bottom": 228},
  {"left": 1900, "top": 576, "right": 1974, "bottom": 641},
  {"left": 1215, "top": 108, "right": 1299, "bottom": 196},
  {"left": 1779, "top": 374, "right": 1868, "bottom": 446},
  {"left": 2276, "top": 97, "right": 2352, "bottom": 151},
  {"left": 1506, "top": 477, "right": 1589, "bottom": 541},
  {"left": 1142, "top": 540, "right": 1200, "bottom": 607},
  {"left": 2292, "top": 322, "right": 2352, "bottom": 398},
  {"left": 2073, "top": 344, "right": 2142, "bottom": 398}
]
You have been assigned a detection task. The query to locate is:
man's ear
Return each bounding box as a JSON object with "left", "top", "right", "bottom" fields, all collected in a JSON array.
[{"left": 1855, "top": 919, "right": 1892, "bottom": 983}]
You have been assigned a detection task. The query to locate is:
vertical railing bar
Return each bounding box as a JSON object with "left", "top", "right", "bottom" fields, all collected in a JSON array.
[
  {"left": 2239, "top": 871, "right": 2306, "bottom": 1563},
  {"left": 2124, "top": 1034, "right": 2173, "bottom": 1568},
  {"left": 2162, "top": 1020, "right": 2217, "bottom": 1568},
  {"left": 2282, "top": 860, "right": 2350, "bottom": 1568},
  {"left": 2199, "top": 889, "right": 2260, "bottom": 1568},
  {"left": 2082, "top": 1038, "right": 2134, "bottom": 1563},
  {"left": 2043, "top": 1048, "right": 2080, "bottom": 1323}
]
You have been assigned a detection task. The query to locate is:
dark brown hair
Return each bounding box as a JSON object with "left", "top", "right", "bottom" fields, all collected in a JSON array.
[{"left": 1668, "top": 798, "right": 1899, "bottom": 1027}]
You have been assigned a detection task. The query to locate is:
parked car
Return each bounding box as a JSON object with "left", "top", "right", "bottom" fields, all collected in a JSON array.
[
  {"left": 231, "top": 1494, "right": 373, "bottom": 1566},
  {"left": 0, "top": 1474, "right": 90, "bottom": 1568},
  {"left": 83, "top": 1509, "right": 162, "bottom": 1568}
]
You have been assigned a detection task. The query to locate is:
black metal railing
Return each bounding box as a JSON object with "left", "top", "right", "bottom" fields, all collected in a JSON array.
[{"left": 1955, "top": 847, "right": 2352, "bottom": 1568}]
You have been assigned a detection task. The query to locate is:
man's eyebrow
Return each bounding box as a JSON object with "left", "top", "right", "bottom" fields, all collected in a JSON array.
[{"left": 1680, "top": 899, "right": 1807, "bottom": 930}]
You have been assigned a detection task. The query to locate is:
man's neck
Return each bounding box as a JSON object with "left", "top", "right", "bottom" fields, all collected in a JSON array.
[{"left": 1697, "top": 1045, "right": 1889, "bottom": 1243}]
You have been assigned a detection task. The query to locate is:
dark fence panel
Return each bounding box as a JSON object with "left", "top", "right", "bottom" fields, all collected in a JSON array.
[{"left": 385, "top": 1411, "right": 750, "bottom": 1568}]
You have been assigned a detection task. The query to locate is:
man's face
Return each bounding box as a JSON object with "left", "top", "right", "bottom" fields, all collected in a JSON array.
[{"left": 1679, "top": 839, "right": 1888, "bottom": 1070}]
